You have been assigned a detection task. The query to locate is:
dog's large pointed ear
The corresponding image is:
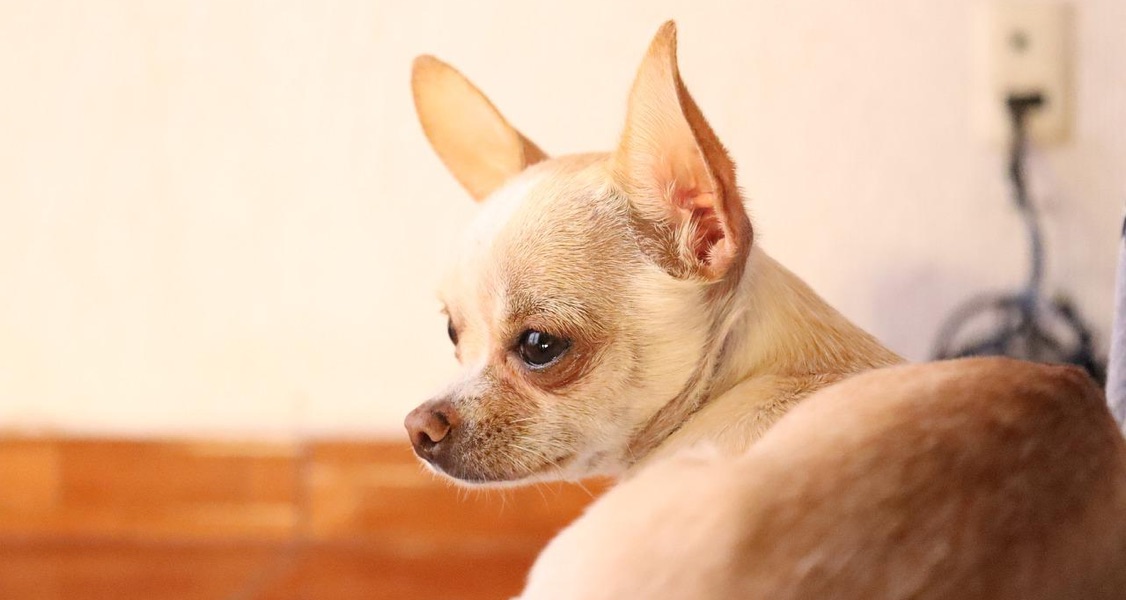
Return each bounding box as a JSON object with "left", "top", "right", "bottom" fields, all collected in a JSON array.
[
  {"left": 412, "top": 55, "right": 547, "bottom": 202},
  {"left": 612, "top": 21, "right": 751, "bottom": 281}
]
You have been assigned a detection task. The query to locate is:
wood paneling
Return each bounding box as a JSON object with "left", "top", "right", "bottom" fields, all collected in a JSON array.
[
  {"left": 304, "top": 442, "right": 603, "bottom": 547},
  {"left": 0, "top": 439, "right": 60, "bottom": 514},
  {"left": 0, "top": 436, "right": 605, "bottom": 599},
  {"left": 0, "top": 439, "right": 301, "bottom": 540},
  {"left": 256, "top": 544, "right": 538, "bottom": 600},
  {"left": 0, "top": 541, "right": 282, "bottom": 600}
]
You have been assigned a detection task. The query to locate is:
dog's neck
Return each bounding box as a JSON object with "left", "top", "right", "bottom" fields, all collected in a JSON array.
[
  {"left": 715, "top": 249, "right": 900, "bottom": 391},
  {"left": 623, "top": 248, "right": 901, "bottom": 470}
]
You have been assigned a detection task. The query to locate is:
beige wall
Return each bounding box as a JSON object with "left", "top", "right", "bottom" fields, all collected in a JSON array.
[{"left": 0, "top": 0, "right": 1122, "bottom": 438}]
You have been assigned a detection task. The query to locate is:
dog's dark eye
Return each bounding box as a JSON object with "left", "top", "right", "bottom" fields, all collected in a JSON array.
[
  {"left": 447, "top": 318, "right": 458, "bottom": 345},
  {"left": 517, "top": 330, "right": 570, "bottom": 368}
]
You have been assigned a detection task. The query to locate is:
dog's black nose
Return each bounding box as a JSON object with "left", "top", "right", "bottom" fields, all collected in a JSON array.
[{"left": 405, "top": 399, "right": 459, "bottom": 459}]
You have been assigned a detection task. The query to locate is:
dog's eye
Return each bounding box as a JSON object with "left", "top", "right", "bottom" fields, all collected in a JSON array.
[
  {"left": 517, "top": 330, "right": 570, "bottom": 369},
  {"left": 447, "top": 318, "right": 458, "bottom": 345}
]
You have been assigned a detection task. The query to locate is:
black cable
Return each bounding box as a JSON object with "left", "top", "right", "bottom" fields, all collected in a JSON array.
[
  {"left": 1007, "top": 93, "right": 1045, "bottom": 295},
  {"left": 932, "top": 93, "right": 1105, "bottom": 383}
]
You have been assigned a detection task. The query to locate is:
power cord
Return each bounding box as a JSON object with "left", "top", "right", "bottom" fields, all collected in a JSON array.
[{"left": 932, "top": 92, "right": 1105, "bottom": 383}]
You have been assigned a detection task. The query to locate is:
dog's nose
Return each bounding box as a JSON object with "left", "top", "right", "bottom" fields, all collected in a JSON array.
[{"left": 405, "top": 399, "right": 460, "bottom": 459}]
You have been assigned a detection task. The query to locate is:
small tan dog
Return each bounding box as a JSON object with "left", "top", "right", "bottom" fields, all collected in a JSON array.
[
  {"left": 519, "top": 358, "right": 1126, "bottom": 599},
  {"left": 405, "top": 21, "right": 900, "bottom": 485}
]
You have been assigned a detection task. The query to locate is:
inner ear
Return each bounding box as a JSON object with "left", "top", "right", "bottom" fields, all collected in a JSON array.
[
  {"left": 680, "top": 195, "right": 726, "bottom": 264},
  {"left": 412, "top": 55, "right": 547, "bottom": 202},
  {"left": 612, "top": 21, "right": 751, "bottom": 281}
]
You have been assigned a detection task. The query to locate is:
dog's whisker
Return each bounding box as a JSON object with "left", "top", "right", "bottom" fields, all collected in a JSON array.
[{"left": 574, "top": 480, "right": 595, "bottom": 499}]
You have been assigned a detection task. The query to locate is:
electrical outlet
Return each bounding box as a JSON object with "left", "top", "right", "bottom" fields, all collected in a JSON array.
[{"left": 971, "top": 2, "right": 1073, "bottom": 146}]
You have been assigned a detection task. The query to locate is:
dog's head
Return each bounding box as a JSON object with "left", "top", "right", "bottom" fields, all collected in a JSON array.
[{"left": 405, "top": 22, "right": 753, "bottom": 485}]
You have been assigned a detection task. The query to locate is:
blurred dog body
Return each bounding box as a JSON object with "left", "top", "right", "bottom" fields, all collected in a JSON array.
[{"left": 518, "top": 358, "right": 1126, "bottom": 600}]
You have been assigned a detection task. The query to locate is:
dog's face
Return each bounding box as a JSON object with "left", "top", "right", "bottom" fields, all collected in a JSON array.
[{"left": 405, "top": 22, "right": 753, "bottom": 485}]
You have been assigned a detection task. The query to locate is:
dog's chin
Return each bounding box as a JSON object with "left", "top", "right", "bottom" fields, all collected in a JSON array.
[{"left": 419, "top": 452, "right": 576, "bottom": 488}]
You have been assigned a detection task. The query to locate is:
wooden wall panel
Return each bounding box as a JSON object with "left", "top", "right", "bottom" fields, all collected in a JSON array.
[{"left": 0, "top": 436, "right": 606, "bottom": 599}]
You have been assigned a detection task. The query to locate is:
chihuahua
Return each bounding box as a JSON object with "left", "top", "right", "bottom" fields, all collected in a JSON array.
[{"left": 405, "top": 21, "right": 901, "bottom": 485}]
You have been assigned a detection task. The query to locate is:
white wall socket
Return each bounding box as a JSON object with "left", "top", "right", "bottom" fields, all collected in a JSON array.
[{"left": 971, "top": 2, "right": 1074, "bottom": 146}]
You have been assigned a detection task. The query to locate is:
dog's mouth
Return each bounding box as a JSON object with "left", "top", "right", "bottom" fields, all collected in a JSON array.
[{"left": 423, "top": 448, "right": 575, "bottom": 486}]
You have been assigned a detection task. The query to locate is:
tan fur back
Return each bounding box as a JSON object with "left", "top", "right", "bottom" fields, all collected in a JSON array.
[{"left": 520, "top": 358, "right": 1126, "bottom": 599}]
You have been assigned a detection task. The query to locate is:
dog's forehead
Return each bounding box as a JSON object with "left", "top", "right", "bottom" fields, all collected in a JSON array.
[
  {"left": 441, "top": 154, "right": 634, "bottom": 313},
  {"left": 462, "top": 168, "right": 547, "bottom": 252},
  {"left": 439, "top": 168, "right": 547, "bottom": 303}
]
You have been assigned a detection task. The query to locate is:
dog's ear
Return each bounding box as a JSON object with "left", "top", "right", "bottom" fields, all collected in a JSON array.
[
  {"left": 612, "top": 21, "right": 751, "bottom": 281},
  {"left": 412, "top": 55, "right": 547, "bottom": 202}
]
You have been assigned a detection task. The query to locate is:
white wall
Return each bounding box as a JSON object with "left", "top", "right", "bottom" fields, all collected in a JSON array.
[{"left": 0, "top": 0, "right": 1122, "bottom": 438}]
